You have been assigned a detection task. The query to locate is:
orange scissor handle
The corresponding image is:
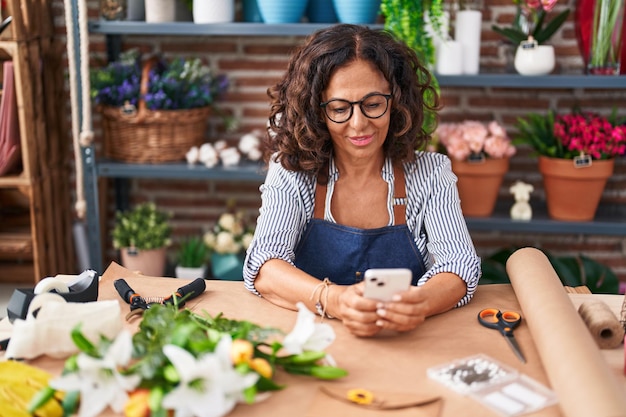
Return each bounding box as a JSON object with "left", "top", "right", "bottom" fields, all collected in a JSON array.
[{"left": 478, "top": 308, "right": 522, "bottom": 335}]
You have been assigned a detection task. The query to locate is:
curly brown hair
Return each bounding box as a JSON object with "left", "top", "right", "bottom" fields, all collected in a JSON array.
[{"left": 264, "top": 23, "right": 440, "bottom": 178}]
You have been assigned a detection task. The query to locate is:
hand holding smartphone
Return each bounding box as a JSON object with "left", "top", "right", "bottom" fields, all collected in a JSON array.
[{"left": 363, "top": 268, "right": 412, "bottom": 301}]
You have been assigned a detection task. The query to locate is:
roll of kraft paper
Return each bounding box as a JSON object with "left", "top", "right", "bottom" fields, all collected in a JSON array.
[
  {"left": 578, "top": 300, "right": 625, "bottom": 349},
  {"left": 506, "top": 247, "right": 626, "bottom": 417}
]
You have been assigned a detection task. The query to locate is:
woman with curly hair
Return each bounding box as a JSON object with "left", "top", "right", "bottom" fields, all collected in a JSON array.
[{"left": 243, "top": 24, "right": 480, "bottom": 337}]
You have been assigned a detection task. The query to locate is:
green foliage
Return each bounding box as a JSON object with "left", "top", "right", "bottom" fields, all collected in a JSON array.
[
  {"left": 513, "top": 110, "right": 565, "bottom": 158},
  {"left": 492, "top": 6, "right": 570, "bottom": 45},
  {"left": 112, "top": 202, "right": 172, "bottom": 250},
  {"left": 176, "top": 236, "right": 209, "bottom": 268},
  {"left": 380, "top": 0, "right": 444, "bottom": 67},
  {"left": 380, "top": 0, "right": 441, "bottom": 138},
  {"left": 480, "top": 247, "right": 620, "bottom": 294}
]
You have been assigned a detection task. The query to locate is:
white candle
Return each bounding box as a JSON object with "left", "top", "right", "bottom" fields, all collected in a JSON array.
[
  {"left": 455, "top": 10, "right": 482, "bottom": 75},
  {"left": 436, "top": 40, "right": 463, "bottom": 75}
]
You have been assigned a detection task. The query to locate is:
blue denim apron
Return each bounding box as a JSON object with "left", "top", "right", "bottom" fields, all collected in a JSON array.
[{"left": 294, "top": 164, "right": 425, "bottom": 285}]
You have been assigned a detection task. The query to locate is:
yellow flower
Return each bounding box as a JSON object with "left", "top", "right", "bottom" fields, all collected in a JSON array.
[
  {"left": 249, "top": 357, "right": 273, "bottom": 379},
  {"left": 346, "top": 388, "right": 374, "bottom": 405},
  {"left": 124, "top": 389, "right": 151, "bottom": 417},
  {"left": 230, "top": 339, "right": 254, "bottom": 365}
]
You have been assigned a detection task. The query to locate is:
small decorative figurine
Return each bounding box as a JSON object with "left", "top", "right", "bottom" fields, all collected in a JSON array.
[{"left": 510, "top": 181, "right": 534, "bottom": 221}]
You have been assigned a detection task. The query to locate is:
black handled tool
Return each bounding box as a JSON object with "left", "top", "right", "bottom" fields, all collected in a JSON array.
[
  {"left": 163, "top": 278, "right": 207, "bottom": 308},
  {"left": 114, "top": 278, "right": 206, "bottom": 320}
]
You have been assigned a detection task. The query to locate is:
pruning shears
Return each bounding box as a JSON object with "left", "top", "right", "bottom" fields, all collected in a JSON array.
[{"left": 114, "top": 278, "right": 206, "bottom": 321}]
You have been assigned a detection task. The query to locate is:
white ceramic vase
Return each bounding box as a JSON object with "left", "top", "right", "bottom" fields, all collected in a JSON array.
[
  {"left": 145, "top": 0, "right": 192, "bottom": 22},
  {"left": 145, "top": 0, "right": 176, "bottom": 22},
  {"left": 514, "top": 44, "right": 555, "bottom": 76},
  {"left": 193, "top": 0, "right": 235, "bottom": 23}
]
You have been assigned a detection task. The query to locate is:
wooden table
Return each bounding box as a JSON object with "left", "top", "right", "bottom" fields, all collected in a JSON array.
[{"left": 26, "top": 263, "right": 626, "bottom": 416}]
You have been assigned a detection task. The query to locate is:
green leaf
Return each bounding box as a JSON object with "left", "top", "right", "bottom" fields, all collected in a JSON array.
[
  {"left": 27, "top": 386, "right": 57, "bottom": 414},
  {"left": 491, "top": 25, "right": 528, "bottom": 44},
  {"left": 534, "top": 9, "right": 570, "bottom": 44},
  {"left": 277, "top": 350, "right": 326, "bottom": 365},
  {"left": 575, "top": 255, "right": 619, "bottom": 294}
]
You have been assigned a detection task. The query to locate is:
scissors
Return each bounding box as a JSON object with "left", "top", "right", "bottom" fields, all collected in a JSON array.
[{"left": 478, "top": 308, "right": 526, "bottom": 363}]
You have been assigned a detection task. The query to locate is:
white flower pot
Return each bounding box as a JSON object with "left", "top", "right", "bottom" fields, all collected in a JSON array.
[
  {"left": 193, "top": 0, "right": 235, "bottom": 23},
  {"left": 145, "top": 0, "right": 191, "bottom": 22},
  {"left": 514, "top": 44, "right": 555, "bottom": 76},
  {"left": 175, "top": 265, "right": 207, "bottom": 279}
]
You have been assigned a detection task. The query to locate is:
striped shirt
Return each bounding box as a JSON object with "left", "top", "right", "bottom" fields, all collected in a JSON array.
[{"left": 243, "top": 151, "right": 481, "bottom": 307}]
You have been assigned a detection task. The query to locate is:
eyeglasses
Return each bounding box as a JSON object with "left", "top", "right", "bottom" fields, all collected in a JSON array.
[{"left": 320, "top": 93, "right": 392, "bottom": 124}]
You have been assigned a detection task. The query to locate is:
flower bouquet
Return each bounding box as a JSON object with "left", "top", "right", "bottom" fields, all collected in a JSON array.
[
  {"left": 433, "top": 120, "right": 516, "bottom": 217},
  {"left": 91, "top": 50, "right": 230, "bottom": 164},
  {"left": 30, "top": 302, "right": 347, "bottom": 417},
  {"left": 204, "top": 210, "right": 255, "bottom": 280}
]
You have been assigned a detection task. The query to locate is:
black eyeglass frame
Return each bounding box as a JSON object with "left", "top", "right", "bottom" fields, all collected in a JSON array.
[{"left": 320, "top": 92, "right": 393, "bottom": 124}]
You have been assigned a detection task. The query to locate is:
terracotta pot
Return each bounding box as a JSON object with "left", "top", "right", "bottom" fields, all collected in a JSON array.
[
  {"left": 538, "top": 156, "right": 614, "bottom": 221},
  {"left": 451, "top": 158, "right": 509, "bottom": 217},
  {"left": 120, "top": 247, "right": 167, "bottom": 276}
]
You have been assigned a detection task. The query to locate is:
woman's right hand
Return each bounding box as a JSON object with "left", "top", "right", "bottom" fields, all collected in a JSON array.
[{"left": 331, "top": 282, "right": 384, "bottom": 337}]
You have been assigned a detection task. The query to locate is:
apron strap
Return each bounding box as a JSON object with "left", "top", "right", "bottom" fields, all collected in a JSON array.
[
  {"left": 313, "top": 163, "right": 408, "bottom": 224},
  {"left": 393, "top": 163, "right": 407, "bottom": 225},
  {"left": 314, "top": 181, "right": 325, "bottom": 219}
]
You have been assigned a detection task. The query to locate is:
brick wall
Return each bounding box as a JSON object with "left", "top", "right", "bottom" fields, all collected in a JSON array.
[{"left": 51, "top": 0, "right": 626, "bottom": 288}]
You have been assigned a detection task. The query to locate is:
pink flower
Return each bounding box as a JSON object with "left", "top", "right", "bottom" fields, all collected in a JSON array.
[
  {"left": 435, "top": 120, "right": 516, "bottom": 161},
  {"left": 553, "top": 112, "right": 626, "bottom": 159}
]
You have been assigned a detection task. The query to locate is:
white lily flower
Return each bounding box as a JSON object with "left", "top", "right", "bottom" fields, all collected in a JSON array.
[
  {"left": 214, "top": 335, "right": 260, "bottom": 406},
  {"left": 49, "top": 330, "right": 140, "bottom": 417},
  {"left": 161, "top": 341, "right": 256, "bottom": 417},
  {"left": 282, "top": 302, "right": 336, "bottom": 355}
]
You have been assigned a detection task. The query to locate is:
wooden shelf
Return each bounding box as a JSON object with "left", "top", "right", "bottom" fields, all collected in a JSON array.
[
  {"left": 0, "top": 231, "right": 33, "bottom": 260},
  {"left": 79, "top": 16, "right": 626, "bottom": 274},
  {"left": 0, "top": 174, "right": 30, "bottom": 188}
]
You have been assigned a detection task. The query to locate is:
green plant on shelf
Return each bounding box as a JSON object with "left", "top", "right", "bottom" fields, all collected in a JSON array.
[
  {"left": 177, "top": 236, "right": 209, "bottom": 268},
  {"left": 112, "top": 202, "right": 172, "bottom": 251}
]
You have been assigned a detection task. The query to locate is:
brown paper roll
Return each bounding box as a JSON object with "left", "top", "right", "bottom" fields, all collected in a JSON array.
[
  {"left": 506, "top": 247, "right": 626, "bottom": 417},
  {"left": 578, "top": 300, "right": 625, "bottom": 349}
]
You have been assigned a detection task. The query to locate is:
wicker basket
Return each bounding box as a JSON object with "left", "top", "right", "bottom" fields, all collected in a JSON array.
[{"left": 99, "top": 58, "right": 211, "bottom": 164}]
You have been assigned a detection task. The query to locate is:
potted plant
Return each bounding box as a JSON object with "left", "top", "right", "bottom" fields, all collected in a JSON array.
[
  {"left": 433, "top": 120, "right": 516, "bottom": 217},
  {"left": 203, "top": 210, "right": 255, "bottom": 280},
  {"left": 175, "top": 236, "right": 209, "bottom": 279},
  {"left": 112, "top": 202, "right": 172, "bottom": 276},
  {"left": 90, "top": 49, "right": 230, "bottom": 163},
  {"left": 514, "top": 109, "right": 626, "bottom": 221},
  {"left": 492, "top": 0, "right": 569, "bottom": 74}
]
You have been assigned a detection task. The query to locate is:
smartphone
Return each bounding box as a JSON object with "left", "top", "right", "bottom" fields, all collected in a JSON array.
[{"left": 363, "top": 268, "right": 412, "bottom": 301}]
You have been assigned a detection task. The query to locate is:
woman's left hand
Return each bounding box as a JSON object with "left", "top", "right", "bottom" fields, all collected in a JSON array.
[{"left": 372, "top": 287, "right": 430, "bottom": 332}]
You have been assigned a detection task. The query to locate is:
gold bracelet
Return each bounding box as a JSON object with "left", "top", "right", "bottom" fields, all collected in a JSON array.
[{"left": 309, "top": 277, "right": 334, "bottom": 320}]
